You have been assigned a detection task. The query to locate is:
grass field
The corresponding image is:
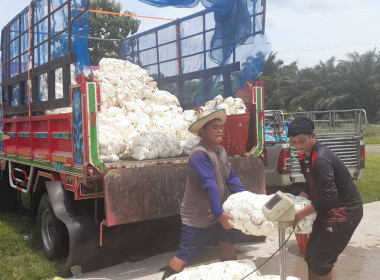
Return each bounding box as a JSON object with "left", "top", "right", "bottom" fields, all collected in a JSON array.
[
  {"left": 358, "top": 123, "right": 380, "bottom": 203},
  {"left": 363, "top": 124, "right": 380, "bottom": 144},
  {"left": 0, "top": 211, "right": 57, "bottom": 280},
  {"left": 356, "top": 153, "right": 380, "bottom": 204}
]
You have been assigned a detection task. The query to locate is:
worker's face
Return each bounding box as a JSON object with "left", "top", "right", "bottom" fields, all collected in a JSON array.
[
  {"left": 289, "top": 133, "right": 316, "bottom": 156},
  {"left": 200, "top": 119, "right": 224, "bottom": 145}
]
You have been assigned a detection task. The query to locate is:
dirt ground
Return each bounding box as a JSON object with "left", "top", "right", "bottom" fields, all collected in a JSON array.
[
  {"left": 366, "top": 144, "right": 380, "bottom": 154},
  {"left": 83, "top": 201, "right": 380, "bottom": 280}
]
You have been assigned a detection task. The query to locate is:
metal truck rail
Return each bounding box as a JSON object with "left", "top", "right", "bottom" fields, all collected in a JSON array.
[
  {"left": 290, "top": 133, "right": 365, "bottom": 182},
  {"left": 283, "top": 109, "right": 367, "bottom": 135}
]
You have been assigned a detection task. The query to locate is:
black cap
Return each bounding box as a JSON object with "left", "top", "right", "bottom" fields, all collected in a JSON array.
[{"left": 287, "top": 117, "right": 314, "bottom": 137}]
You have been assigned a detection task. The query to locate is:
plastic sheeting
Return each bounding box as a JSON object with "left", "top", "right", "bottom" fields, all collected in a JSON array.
[
  {"left": 138, "top": 0, "right": 246, "bottom": 65},
  {"left": 121, "top": 0, "right": 270, "bottom": 106},
  {"left": 71, "top": 0, "right": 91, "bottom": 75}
]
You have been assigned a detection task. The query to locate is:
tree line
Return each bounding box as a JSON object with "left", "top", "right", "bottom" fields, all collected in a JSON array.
[{"left": 257, "top": 50, "right": 380, "bottom": 123}]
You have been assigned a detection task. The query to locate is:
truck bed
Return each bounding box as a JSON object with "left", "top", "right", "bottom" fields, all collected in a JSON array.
[{"left": 105, "top": 155, "right": 189, "bottom": 169}]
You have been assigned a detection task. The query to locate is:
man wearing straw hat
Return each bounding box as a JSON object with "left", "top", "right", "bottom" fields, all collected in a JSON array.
[{"left": 162, "top": 109, "right": 246, "bottom": 279}]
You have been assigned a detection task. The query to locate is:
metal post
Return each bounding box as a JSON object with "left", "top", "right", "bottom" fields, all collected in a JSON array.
[
  {"left": 278, "top": 226, "right": 286, "bottom": 280},
  {"left": 355, "top": 110, "right": 358, "bottom": 134}
]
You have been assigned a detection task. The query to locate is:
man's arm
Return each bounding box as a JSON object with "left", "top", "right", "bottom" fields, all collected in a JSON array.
[
  {"left": 311, "top": 158, "right": 340, "bottom": 212},
  {"left": 295, "top": 203, "right": 316, "bottom": 224}
]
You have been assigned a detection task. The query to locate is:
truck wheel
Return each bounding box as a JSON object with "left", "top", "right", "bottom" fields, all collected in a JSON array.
[{"left": 37, "top": 193, "right": 64, "bottom": 261}]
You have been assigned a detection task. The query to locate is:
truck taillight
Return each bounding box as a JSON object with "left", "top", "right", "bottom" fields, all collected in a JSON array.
[
  {"left": 278, "top": 148, "right": 291, "bottom": 173},
  {"left": 360, "top": 145, "right": 365, "bottom": 168}
]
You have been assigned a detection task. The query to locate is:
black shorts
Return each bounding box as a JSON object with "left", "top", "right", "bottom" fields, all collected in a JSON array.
[
  {"left": 176, "top": 223, "right": 235, "bottom": 262},
  {"left": 305, "top": 219, "right": 361, "bottom": 276}
]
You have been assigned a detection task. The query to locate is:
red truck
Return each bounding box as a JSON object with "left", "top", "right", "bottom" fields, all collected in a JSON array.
[{"left": 0, "top": 0, "right": 267, "bottom": 276}]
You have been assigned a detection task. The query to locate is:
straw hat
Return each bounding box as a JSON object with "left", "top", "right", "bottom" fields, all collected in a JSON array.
[{"left": 188, "top": 109, "right": 227, "bottom": 135}]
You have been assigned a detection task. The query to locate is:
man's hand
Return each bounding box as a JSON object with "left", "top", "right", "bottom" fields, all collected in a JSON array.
[
  {"left": 218, "top": 212, "right": 233, "bottom": 229},
  {"left": 298, "top": 191, "right": 309, "bottom": 198},
  {"left": 287, "top": 212, "right": 300, "bottom": 227},
  {"left": 288, "top": 205, "right": 316, "bottom": 227}
]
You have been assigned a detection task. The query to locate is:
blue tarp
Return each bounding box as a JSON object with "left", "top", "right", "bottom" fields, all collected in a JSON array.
[
  {"left": 121, "top": 0, "right": 270, "bottom": 105},
  {"left": 138, "top": 0, "right": 268, "bottom": 67}
]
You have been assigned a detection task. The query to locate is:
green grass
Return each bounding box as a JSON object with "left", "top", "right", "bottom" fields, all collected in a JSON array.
[
  {"left": 363, "top": 124, "right": 380, "bottom": 144},
  {"left": 365, "top": 137, "right": 380, "bottom": 144},
  {"left": 0, "top": 211, "right": 57, "bottom": 280},
  {"left": 356, "top": 153, "right": 380, "bottom": 204}
]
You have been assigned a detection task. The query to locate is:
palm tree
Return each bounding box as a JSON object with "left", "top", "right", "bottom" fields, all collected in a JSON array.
[
  {"left": 258, "top": 53, "right": 301, "bottom": 110},
  {"left": 342, "top": 49, "right": 380, "bottom": 122},
  {"left": 255, "top": 49, "right": 380, "bottom": 122}
]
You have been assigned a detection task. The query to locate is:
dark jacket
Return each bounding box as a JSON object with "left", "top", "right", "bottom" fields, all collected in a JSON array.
[{"left": 299, "top": 142, "right": 363, "bottom": 222}]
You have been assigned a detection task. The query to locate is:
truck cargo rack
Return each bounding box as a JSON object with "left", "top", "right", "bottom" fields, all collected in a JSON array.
[
  {"left": 1, "top": 0, "right": 89, "bottom": 117},
  {"left": 120, "top": 1, "right": 266, "bottom": 108}
]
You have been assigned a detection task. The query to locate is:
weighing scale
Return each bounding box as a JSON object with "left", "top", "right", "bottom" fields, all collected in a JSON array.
[{"left": 262, "top": 191, "right": 295, "bottom": 280}]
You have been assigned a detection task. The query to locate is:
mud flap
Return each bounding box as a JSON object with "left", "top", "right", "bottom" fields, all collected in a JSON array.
[
  {"left": 46, "top": 181, "right": 94, "bottom": 276},
  {"left": 103, "top": 156, "right": 265, "bottom": 227},
  {"left": 103, "top": 162, "right": 188, "bottom": 226}
]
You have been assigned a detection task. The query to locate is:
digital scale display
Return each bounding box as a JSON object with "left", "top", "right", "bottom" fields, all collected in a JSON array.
[
  {"left": 264, "top": 193, "right": 283, "bottom": 210},
  {"left": 262, "top": 191, "right": 295, "bottom": 223}
]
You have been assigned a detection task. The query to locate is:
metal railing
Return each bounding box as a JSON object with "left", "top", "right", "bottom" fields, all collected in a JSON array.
[
  {"left": 264, "top": 110, "right": 286, "bottom": 142},
  {"left": 283, "top": 109, "right": 367, "bottom": 135},
  {"left": 1, "top": 0, "right": 89, "bottom": 116}
]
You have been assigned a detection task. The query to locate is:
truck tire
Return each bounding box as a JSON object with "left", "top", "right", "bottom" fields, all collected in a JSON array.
[{"left": 37, "top": 193, "right": 65, "bottom": 261}]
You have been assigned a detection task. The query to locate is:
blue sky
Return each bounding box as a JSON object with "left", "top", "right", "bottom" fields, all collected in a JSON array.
[{"left": 1, "top": 0, "right": 380, "bottom": 68}]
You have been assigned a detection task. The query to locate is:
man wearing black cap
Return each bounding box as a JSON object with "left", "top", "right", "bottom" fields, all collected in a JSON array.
[{"left": 288, "top": 117, "right": 363, "bottom": 280}]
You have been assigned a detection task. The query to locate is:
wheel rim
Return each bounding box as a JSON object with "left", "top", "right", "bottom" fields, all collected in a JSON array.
[{"left": 41, "top": 208, "right": 55, "bottom": 251}]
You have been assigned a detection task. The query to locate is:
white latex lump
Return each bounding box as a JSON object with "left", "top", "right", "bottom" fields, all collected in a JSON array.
[
  {"left": 93, "top": 58, "right": 248, "bottom": 161},
  {"left": 223, "top": 191, "right": 316, "bottom": 236},
  {"left": 94, "top": 58, "right": 196, "bottom": 161},
  {"left": 166, "top": 259, "right": 299, "bottom": 280},
  {"left": 202, "top": 95, "right": 246, "bottom": 115},
  {"left": 43, "top": 58, "right": 248, "bottom": 162}
]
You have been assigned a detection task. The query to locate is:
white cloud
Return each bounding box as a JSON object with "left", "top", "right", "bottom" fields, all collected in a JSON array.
[
  {"left": 266, "top": 0, "right": 380, "bottom": 67},
  {"left": 270, "top": 0, "right": 357, "bottom": 14}
]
